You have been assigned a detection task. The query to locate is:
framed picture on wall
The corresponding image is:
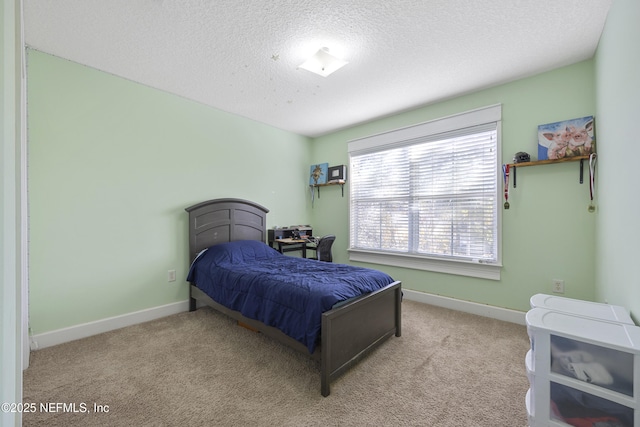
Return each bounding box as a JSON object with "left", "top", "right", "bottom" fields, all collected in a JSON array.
[
  {"left": 309, "top": 163, "right": 328, "bottom": 185},
  {"left": 537, "top": 116, "right": 595, "bottom": 161}
]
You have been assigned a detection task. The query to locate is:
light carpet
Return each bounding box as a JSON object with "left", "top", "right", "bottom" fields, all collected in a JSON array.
[{"left": 23, "top": 300, "right": 530, "bottom": 426}]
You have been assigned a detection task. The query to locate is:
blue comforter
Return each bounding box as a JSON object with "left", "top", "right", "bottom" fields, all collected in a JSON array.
[{"left": 186, "top": 240, "right": 395, "bottom": 353}]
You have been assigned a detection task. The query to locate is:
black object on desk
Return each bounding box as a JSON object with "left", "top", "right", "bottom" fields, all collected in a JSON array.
[{"left": 268, "top": 226, "right": 312, "bottom": 243}]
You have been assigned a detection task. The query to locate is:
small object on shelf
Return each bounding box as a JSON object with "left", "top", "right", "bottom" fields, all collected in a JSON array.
[
  {"left": 513, "top": 151, "right": 531, "bottom": 163},
  {"left": 327, "top": 165, "right": 347, "bottom": 183}
]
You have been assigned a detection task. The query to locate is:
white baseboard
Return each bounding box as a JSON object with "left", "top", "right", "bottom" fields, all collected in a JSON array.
[
  {"left": 30, "top": 300, "right": 190, "bottom": 350},
  {"left": 30, "top": 292, "right": 525, "bottom": 350},
  {"left": 403, "top": 289, "right": 526, "bottom": 325}
]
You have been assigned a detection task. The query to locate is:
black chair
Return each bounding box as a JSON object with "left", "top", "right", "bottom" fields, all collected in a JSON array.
[{"left": 310, "top": 235, "right": 335, "bottom": 262}]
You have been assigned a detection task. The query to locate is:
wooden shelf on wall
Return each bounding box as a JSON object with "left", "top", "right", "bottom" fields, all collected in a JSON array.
[
  {"left": 310, "top": 180, "right": 346, "bottom": 198},
  {"left": 507, "top": 155, "right": 589, "bottom": 168},
  {"left": 312, "top": 180, "right": 346, "bottom": 187},
  {"left": 507, "top": 155, "right": 593, "bottom": 188}
]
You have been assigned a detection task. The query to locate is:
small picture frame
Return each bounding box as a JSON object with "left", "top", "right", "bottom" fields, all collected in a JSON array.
[
  {"left": 537, "top": 116, "right": 595, "bottom": 161},
  {"left": 309, "top": 163, "right": 328, "bottom": 185},
  {"left": 327, "top": 165, "right": 347, "bottom": 182}
]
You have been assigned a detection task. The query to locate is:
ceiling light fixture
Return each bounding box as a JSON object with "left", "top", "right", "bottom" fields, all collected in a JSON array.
[{"left": 298, "top": 47, "right": 348, "bottom": 77}]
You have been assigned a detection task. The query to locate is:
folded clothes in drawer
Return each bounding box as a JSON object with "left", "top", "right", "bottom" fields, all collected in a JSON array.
[
  {"left": 551, "top": 335, "right": 634, "bottom": 396},
  {"left": 550, "top": 382, "right": 633, "bottom": 427}
]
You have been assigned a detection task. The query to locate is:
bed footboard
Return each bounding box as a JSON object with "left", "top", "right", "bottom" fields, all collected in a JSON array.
[
  {"left": 190, "top": 280, "right": 401, "bottom": 397},
  {"left": 320, "top": 280, "right": 402, "bottom": 396}
]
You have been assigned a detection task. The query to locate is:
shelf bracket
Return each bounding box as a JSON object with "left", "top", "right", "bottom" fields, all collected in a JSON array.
[
  {"left": 310, "top": 182, "right": 345, "bottom": 199},
  {"left": 579, "top": 159, "right": 584, "bottom": 184},
  {"left": 513, "top": 166, "right": 517, "bottom": 188}
]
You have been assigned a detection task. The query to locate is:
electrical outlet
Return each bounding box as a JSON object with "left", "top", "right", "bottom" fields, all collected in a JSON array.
[
  {"left": 552, "top": 279, "right": 565, "bottom": 294},
  {"left": 167, "top": 269, "right": 176, "bottom": 282}
]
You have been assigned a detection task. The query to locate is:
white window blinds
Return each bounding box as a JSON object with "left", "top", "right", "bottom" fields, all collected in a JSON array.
[{"left": 348, "top": 105, "right": 502, "bottom": 278}]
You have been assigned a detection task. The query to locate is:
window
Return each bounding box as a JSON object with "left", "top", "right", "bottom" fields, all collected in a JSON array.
[{"left": 348, "top": 105, "right": 502, "bottom": 280}]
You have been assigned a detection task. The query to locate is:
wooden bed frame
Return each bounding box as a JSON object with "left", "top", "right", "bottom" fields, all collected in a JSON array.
[{"left": 185, "top": 198, "right": 402, "bottom": 396}]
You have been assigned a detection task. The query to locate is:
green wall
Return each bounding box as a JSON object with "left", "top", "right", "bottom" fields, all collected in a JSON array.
[
  {"left": 594, "top": 0, "right": 640, "bottom": 321},
  {"left": 311, "top": 60, "right": 597, "bottom": 312},
  {"left": 27, "top": 50, "right": 312, "bottom": 334}
]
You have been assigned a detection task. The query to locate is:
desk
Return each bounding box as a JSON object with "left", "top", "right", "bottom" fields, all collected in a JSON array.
[{"left": 274, "top": 238, "right": 315, "bottom": 258}]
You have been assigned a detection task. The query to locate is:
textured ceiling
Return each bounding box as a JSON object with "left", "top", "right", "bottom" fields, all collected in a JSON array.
[{"left": 23, "top": 0, "right": 613, "bottom": 137}]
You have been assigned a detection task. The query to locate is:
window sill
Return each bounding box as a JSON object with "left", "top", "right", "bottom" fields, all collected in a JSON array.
[{"left": 348, "top": 249, "right": 502, "bottom": 280}]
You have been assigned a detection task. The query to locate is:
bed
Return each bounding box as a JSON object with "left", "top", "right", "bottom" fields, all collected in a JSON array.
[{"left": 185, "top": 198, "right": 402, "bottom": 396}]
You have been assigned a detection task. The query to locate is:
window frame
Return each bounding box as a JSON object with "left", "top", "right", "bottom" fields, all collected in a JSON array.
[{"left": 347, "top": 104, "right": 503, "bottom": 280}]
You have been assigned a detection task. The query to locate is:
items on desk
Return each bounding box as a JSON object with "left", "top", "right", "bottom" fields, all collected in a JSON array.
[
  {"left": 269, "top": 226, "right": 313, "bottom": 257},
  {"left": 269, "top": 226, "right": 313, "bottom": 241},
  {"left": 291, "top": 227, "right": 312, "bottom": 239}
]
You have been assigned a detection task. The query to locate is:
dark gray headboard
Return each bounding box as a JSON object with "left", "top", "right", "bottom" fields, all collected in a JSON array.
[{"left": 185, "top": 198, "right": 269, "bottom": 262}]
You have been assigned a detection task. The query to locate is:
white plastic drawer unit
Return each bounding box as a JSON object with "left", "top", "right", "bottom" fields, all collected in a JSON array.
[
  {"left": 525, "top": 308, "right": 640, "bottom": 427},
  {"left": 530, "top": 293, "right": 635, "bottom": 325}
]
